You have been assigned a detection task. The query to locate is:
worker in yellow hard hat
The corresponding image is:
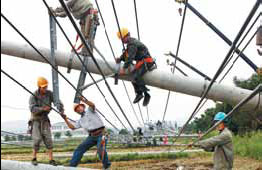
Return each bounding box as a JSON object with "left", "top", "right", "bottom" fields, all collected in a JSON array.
[
  {"left": 29, "top": 77, "right": 64, "bottom": 166},
  {"left": 116, "top": 28, "right": 156, "bottom": 106}
]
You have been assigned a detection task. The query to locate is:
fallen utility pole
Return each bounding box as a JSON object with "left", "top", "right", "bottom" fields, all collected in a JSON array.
[{"left": 1, "top": 40, "right": 261, "bottom": 112}]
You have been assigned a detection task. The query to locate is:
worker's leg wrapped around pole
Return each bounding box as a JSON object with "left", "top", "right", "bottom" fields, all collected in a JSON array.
[
  {"left": 132, "top": 64, "right": 149, "bottom": 95},
  {"left": 79, "top": 8, "right": 99, "bottom": 56}
]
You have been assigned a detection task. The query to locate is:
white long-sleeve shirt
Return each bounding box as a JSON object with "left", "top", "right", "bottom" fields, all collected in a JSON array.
[{"left": 74, "top": 106, "right": 104, "bottom": 132}]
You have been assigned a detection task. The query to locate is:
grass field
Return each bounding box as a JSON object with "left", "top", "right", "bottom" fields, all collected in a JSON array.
[{"left": 1, "top": 132, "right": 262, "bottom": 169}]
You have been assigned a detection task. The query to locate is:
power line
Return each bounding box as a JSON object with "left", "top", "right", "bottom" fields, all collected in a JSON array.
[
  {"left": 219, "top": 13, "right": 261, "bottom": 83},
  {"left": 133, "top": 0, "right": 140, "bottom": 40},
  {"left": 42, "top": 0, "right": 127, "bottom": 131},
  {"left": 1, "top": 13, "right": 119, "bottom": 132},
  {"left": 58, "top": 0, "right": 135, "bottom": 132},
  {"left": 173, "top": 0, "right": 260, "bottom": 143},
  {"left": 162, "top": 0, "right": 188, "bottom": 123},
  {"left": 93, "top": 0, "right": 142, "bottom": 127}
]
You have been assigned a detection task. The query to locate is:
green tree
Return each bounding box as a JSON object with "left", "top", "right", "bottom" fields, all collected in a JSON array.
[
  {"left": 119, "top": 129, "right": 129, "bottom": 135},
  {"left": 65, "top": 131, "right": 72, "bottom": 138},
  {"left": 11, "top": 136, "right": 16, "bottom": 141},
  {"left": 18, "top": 135, "right": 24, "bottom": 141},
  {"left": 188, "top": 73, "right": 262, "bottom": 134},
  {"left": 24, "top": 136, "right": 32, "bottom": 141},
  {"left": 106, "top": 128, "right": 114, "bottom": 135},
  {"left": 4, "top": 135, "right": 10, "bottom": 141},
  {"left": 54, "top": 132, "right": 62, "bottom": 139}
]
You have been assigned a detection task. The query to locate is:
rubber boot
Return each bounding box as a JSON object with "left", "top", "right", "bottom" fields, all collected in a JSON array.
[
  {"left": 133, "top": 93, "right": 144, "bottom": 104},
  {"left": 143, "top": 92, "right": 151, "bottom": 106}
]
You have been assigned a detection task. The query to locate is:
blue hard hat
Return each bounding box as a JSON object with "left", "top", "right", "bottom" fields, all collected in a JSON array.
[{"left": 214, "top": 112, "right": 227, "bottom": 121}]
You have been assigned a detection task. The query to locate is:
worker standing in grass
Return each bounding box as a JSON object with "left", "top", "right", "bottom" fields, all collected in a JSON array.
[
  {"left": 29, "top": 77, "right": 64, "bottom": 166},
  {"left": 116, "top": 28, "right": 156, "bottom": 106},
  {"left": 62, "top": 97, "right": 111, "bottom": 170},
  {"left": 52, "top": 0, "right": 99, "bottom": 55},
  {"left": 190, "top": 112, "right": 234, "bottom": 170}
]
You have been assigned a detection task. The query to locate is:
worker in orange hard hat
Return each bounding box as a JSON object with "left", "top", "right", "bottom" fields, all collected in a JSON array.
[
  {"left": 116, "top": 28, "right": 156, "bottom": 106},
  {"left": 29, "top": 77, "right": 64, "bottom": 166}
]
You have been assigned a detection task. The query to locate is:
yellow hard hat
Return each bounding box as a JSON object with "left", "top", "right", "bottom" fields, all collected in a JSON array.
[
  {"left": 37, "top": 77, "right": 48, "bottom": 88},
  {"left": 117, "top": 28, "right": 129, "bottom": 39},
  {"left": 73, "top": 103, "right": 85, "bottom": 112}
]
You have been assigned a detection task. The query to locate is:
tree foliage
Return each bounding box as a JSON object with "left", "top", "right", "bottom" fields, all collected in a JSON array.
[{"left": 187, "top": 73, "right": 262, "bottom": 135}]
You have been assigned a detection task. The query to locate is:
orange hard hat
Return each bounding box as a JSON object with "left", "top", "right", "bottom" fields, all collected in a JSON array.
[
  {"left": 117, "top": 28, "right": 129, "bottom": 39},
  {"left": 37, "top": 77, "right": 48, "bottom": 88},
  {"left": 73, "top": 103, "right": 85, "bottom": 112}
]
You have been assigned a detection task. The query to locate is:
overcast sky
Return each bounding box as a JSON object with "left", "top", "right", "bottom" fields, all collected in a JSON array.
[{"left": 1, "top": 0, "right": 261, "bottom": 129}]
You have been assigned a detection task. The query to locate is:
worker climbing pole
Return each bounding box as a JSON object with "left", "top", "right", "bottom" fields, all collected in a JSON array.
[{"left": 51, "top": 0, "right": 100, "bottom": 104}]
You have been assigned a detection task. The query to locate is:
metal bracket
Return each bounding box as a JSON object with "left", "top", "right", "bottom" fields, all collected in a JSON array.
[{"left": 49, "top": 14, "right": 60, "bottom": 107}]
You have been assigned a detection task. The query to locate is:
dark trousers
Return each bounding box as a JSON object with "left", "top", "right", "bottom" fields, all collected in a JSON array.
[
  {"left": 132, "top": 63, "right": 152, "bottom": 94},
  {"left": 70, "top": 135, "right": 111, "bottom": 168}
]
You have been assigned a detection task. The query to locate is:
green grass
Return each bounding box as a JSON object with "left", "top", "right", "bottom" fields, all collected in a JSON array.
[{"left": 233, "top": 131, "right": 262, "bottom": 160}]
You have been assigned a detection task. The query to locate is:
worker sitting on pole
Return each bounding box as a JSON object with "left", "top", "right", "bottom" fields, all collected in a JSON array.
[
  {"left": 61, "top": 96, "right": 111, "bottom": 170},
  {"left": 190, "top": 112, "right": 234, "bottom": 170},
  {"left": 29, "top": 77, "right": 64, "bottom": 166},
  {"left": 52, "top": 0, "right": 99, "bottom": 56},
  {"left": 116, "top": 28, "right": 155, "bottom": 106}
]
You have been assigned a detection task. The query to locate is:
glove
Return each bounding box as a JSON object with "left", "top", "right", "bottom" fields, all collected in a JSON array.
[{"left": 49, "top": 7, "right": 57, "bottom": 17}]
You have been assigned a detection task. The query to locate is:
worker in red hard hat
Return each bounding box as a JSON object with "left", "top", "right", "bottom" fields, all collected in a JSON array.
[{"left": 61, "top": 96, "right": 111, "bottom": 170}]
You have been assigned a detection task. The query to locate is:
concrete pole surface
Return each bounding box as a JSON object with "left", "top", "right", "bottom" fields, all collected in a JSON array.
[
  {"left": 1, "top": 40, "right": 261, "bottom": 112},
  {"left": 1, "top": 160, "right": 97, "bottom": 170}
]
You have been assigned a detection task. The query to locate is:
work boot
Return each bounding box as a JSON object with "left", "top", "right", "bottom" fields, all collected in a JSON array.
[
  {"left": 49, "top": 160, "right": 58, "bottom": 166},
  {"left": 133, "top": 93, "right": 144, "bottom": 104},
  {"left": 31, "top": 158, "right": 38, "bottom": 166},
  {"left": 143, "top": 92, "right": 151, "bottom": 106}
]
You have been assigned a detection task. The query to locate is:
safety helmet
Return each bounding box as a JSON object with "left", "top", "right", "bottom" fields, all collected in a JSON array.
[
  {"left": 214, "top": 112, "right": 227, "bottom": 122},
  {"left": 37, "top": 77, "right": 48, "bottom": 88},
  {"left": 73, "top": 103, "right": 85, "bottom": 112},
  {"left": 117, "top": 28, "right": 129, "bottom": 39}
]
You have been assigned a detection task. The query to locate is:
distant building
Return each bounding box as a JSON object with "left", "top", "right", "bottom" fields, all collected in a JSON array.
[{"left": 51, "top": 122, "right": 88, "bottom": 139}]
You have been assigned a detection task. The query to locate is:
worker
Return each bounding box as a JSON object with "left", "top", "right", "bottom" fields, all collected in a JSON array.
[
  {"left": 52, "top": 0, "right": 99, "bottom": 56},
  {"left": 116, "top": 28, "right": 155, "bottom": 106},
  {"left": 29, "top": 77, "right": 64, "bottom": 166},
  {"left": 61, "top": 96, "right": 111, "bottom": 170},
  {"left": 190, "top": 112, "right": 234, "bottom": 170}
]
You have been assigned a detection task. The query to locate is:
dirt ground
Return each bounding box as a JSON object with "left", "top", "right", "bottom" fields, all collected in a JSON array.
[{"left": 79, "top": 156, "right": 262, "bottom": 170}]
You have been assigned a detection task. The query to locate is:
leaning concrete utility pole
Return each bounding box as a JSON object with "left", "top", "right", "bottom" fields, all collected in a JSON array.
[{"left": 1, "top": 40, "right": 261, "bottom": 112}]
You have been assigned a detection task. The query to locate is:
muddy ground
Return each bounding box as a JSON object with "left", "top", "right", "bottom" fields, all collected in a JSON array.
[{"left": 79, "top": 155, "right": 262, "bottom": 170}]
